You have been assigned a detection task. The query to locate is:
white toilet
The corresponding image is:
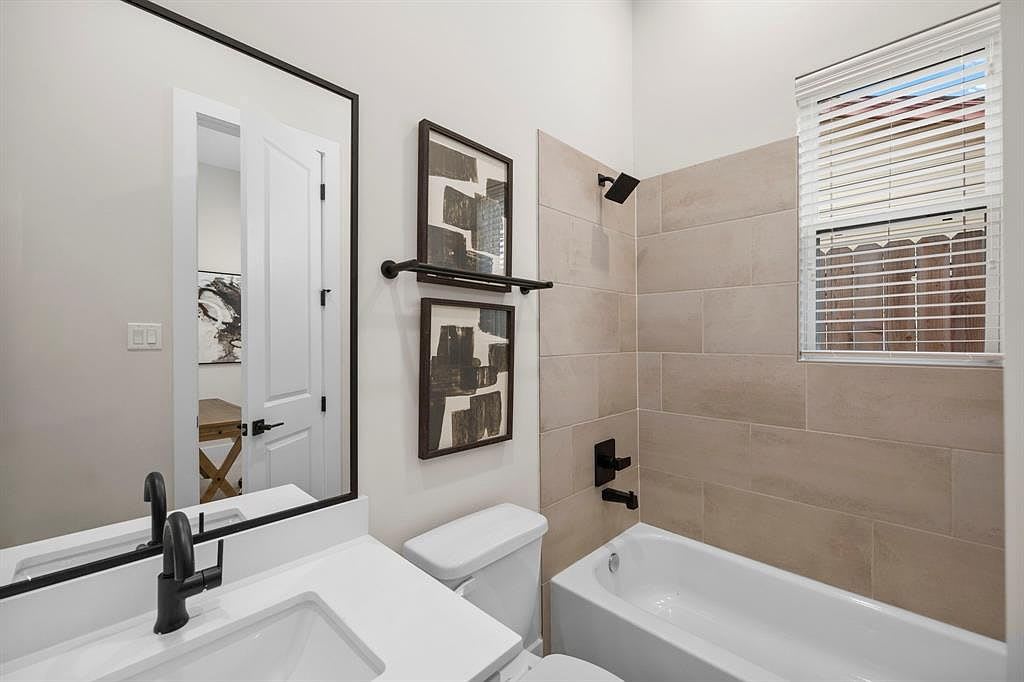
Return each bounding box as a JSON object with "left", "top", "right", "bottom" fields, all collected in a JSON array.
[{"left": 404, "top": 503, "right": 622, "bottom": 682}]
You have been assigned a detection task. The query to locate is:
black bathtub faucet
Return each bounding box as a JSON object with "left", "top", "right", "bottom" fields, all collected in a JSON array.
[{"left": 602, "top": 488, "right": 638, "bottom": 510}]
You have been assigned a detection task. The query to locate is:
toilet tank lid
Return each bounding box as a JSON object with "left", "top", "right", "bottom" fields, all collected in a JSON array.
[{"left": 403, "top": 504, "right": 548, "bottom": 581}]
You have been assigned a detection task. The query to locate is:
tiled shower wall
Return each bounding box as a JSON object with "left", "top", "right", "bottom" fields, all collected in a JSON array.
[
  {"left": 635, "top": 138, "right": 1006, "bottom": 640},
  {"left": 537, "top": 132, "right": 638, "bottom": 645}
]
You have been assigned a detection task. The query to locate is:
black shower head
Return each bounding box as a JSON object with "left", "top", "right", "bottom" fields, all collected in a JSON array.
[{"left": 597, "top": 172, "right": 640, "bottom": 204}]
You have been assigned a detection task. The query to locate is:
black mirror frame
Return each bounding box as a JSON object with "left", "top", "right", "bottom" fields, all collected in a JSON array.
[{"left": 0, "top": 0, "right": 359, "bottom": 599}]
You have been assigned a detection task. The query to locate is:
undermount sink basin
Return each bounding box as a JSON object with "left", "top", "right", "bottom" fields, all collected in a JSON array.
[
  {"left": 112, "top": 595, "right": 383, "bottom": 682},
  {"left": 11, "top": 510, "right": 245, "bottom": 582}
]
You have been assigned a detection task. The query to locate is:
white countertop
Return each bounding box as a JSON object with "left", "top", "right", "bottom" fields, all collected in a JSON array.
[{"left": 2, "top": 534, "right": 522, "bottom": 682}]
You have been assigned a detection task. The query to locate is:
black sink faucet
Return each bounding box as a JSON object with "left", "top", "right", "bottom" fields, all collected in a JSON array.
[
  {"left": 602, "top": 488, "right": 639, "bottom": 510},
  {"left": 154, "top": 512, "right": 224, "bottom": 634},
  {"left": 142, "top": 472, "right": 166, "bottom": 548}
]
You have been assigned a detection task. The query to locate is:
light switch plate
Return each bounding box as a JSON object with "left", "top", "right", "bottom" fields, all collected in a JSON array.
[{"left": 127, "top": 323, "right": 162, "bottom": 350}]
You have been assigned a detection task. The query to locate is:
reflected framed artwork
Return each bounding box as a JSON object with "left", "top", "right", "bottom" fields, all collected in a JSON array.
[
  {"left": 417, "top": 119, "right": 512, "bottom": 292},
  {"left": 197, "top": 270, "right": 242, "bottom": 364},
  {"left": 419, "top": 298, "right": 514, "bottom": 459}
]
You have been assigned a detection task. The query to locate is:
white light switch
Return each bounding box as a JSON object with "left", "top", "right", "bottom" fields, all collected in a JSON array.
[{"left": 128, "top": 323, "right": 162, "bottom": 350}]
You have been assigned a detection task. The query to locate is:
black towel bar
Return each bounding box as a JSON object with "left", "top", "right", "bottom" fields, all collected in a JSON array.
[{"left": 380, "top": 259, "right": 554, "bottom": 294}]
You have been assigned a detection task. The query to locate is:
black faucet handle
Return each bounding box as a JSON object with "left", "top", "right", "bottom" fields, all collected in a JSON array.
[{"left": 199, "top": 539, "right": 225, "bottom": 591}]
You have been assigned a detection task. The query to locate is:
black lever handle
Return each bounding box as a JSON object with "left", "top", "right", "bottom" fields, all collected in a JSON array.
[{"left": 251, "top": 419, "right": 284, "bottom": 436}]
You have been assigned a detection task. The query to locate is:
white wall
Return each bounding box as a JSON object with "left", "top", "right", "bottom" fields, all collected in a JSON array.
[
  {"left": 160, "top": 0, "right": 635, "bottom": 549},
  {"left": 632, "top": 0, "right": 991, "bottom": 176},
  {"left": 196, "top": 162, "right": 242, "bottom": 406},
  {"left": 1003, "top": 0, "right": 1024, "bottom": 675}
]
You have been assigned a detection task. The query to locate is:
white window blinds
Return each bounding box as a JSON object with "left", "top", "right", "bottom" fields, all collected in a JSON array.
[{"left": 796, "top": 6, "right": 1003, "bottom": 366}]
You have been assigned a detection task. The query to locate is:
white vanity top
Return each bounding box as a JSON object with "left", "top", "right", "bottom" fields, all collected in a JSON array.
[
  {"left": 0, "top": 485, "right": 314, "bottom": 584},
  {"left": 1, "top": 534, "right": 522, "bottom": 682}
]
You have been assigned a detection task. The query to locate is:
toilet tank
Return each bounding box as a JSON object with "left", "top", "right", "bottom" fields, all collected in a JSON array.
[{"left": 403, "top": 504, "right": 548, "bottom": 646}]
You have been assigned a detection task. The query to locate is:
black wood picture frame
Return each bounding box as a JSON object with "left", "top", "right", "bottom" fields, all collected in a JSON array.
[
  {"left": 0, "top": 0, "right": 360, "bottom": 599},
  {"left": 419, "top": 298, "right": 515, "bottom": 459},
  {"left": 417, "top": 119, "right": 513, "bottom": 293}
]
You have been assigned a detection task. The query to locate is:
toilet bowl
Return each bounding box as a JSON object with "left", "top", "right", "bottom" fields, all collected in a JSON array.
[{"left": 404, "top": 504, "right": 621, "bottom": 682}]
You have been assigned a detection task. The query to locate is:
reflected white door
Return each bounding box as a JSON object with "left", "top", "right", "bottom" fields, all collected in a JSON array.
[{"left": 241, "top": 109, "right": 324, "bottom": 498}]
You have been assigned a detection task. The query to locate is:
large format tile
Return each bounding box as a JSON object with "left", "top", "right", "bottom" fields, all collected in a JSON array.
[
  {"left": 538, "top": 131, "right": 600, "bottom": 222},
  {"left": 539, "top": 355, "right": 598, "bottom": 431},
  {"left": 637, "top": 220, "right": 751, "bottom": 293},
  {"left": 540, "top": 428, "right": 573, "bottom": 507},
  {"left": 638, "top": 292, "right": 702, "bottom": 352},
  {"left": 662, "top": 354, "right": 806, "bottom": 428},
  {"left": 636, "top": 176, "right": 661, "bottom": 236},
  {"left": 873, "top": 523, "right": 1005, "bottom": 639},
  {"left": 952, "top": 450, "right": 1004, "bottom": 547},
  {"left": 541, "top": 467, "right": 639, "bottom": 581},
  {"left": 661, "top": 137, "right": 796, "bottom": 231},
  {"left": 637, "top": 352, "right": 661, "bottom": 410},
  {"left": 540, "top": 211, "right": 635, "bottom": 293},
  {"left": 571, "top": 411, "right": 638, "bottom": 493},
  {"left": 640, "top": 410, "right": 750, "bottom": 488},
  {"left": 598, "top": 353, "right": 637, "bottom": 417},
  {"left": 751, "top": 426, "right": 951, "bottom": 533},
  {"left": 619, "top": 294, "right": 637, "bottom": 352},
  {"left": 703, "top": 284, "right": 797, "bottom": 355},
  {"left": 806, "top": 364, "right": 1003, "bottom": 453},
  {"left": 704, "top": 484, "right": 873, "bottom": 594},
  {"left": 639, "top": 468, "right": 702, "bottom": 540},
  {"left": 540, "top": 285, "right": 620, "bottom": 356},
  {"left": 751, "top": 210, "right": 797, "bottom": 284}
]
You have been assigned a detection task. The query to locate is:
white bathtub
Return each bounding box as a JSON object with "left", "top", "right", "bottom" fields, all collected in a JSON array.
[{"left": 550, "top": 523, "right": 1005, "bottom": 682}]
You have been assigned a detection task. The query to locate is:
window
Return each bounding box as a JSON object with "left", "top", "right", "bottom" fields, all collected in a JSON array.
[{"left": 796, "top": 6, "right": 1002, "bottom": 366}]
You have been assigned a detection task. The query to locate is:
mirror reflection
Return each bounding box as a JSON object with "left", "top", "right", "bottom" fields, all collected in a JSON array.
[{"left": 0, "top": 0, "right": 354, "bottom": 586}]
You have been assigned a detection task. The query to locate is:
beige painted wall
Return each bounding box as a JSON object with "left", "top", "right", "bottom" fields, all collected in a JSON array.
[
  {"left": 0, "top": 1, "right": 350, "bottom": 548},
  {"left": 634, "top": 140, "right": 1006, "bottom": 640},
  {"left": 537, "top": 132, "right": 638, "bottom": 649}
]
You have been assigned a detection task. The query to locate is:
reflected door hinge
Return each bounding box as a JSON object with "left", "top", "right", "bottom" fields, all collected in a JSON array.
[
  {"left": 320, "top": 183, "right": 325, "bottom": 201},
  {"left": 320, "top": 288, "right": 331, "bottom": 306},
  {"left": 321, "top": 396, "right": 327, "bottom": 412}
]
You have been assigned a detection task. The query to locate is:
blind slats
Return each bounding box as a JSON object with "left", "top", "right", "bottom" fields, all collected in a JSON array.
[{"left": 796, "top": 6, "right": 1002, "bottom": 365}]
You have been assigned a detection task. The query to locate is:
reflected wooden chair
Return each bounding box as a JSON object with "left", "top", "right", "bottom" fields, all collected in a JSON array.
[{"left": 198, "top": 398, "right": 243, "bottom": 503}]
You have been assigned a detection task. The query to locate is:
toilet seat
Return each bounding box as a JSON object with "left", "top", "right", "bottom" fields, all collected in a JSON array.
[{"left": 519, "top": 654, "right": 622, "bottom": 682}]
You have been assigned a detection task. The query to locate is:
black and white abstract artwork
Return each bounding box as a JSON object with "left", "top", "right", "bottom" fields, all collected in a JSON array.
[
  {"left": 421, "top": 124, "right": 510, "bottom": 281},
  {"left": 197, "top": 271, "right": 241, "bottom": 364},
  {"left": 420, "top": 300, "right": 514, "bottom": 459}
]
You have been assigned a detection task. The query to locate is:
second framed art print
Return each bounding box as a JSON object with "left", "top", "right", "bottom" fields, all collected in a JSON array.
[
  {"left": 419, "top": 298, "right": 514, "bottom": 459},
  {"left": 417, "top": 119, "right": 512, "bottom": 292}
]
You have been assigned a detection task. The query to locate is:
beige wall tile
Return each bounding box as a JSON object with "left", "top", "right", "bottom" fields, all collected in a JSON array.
[
  {"left": 703, "top": 284, "right": 797, "bottom": 355},
  {"left": 540, "top": 428, "right": 574, "bottom": 507},
  {"left": 751, "top": 426, "right": 951, "bottom": 533},
  {"left": 598, "top": 164, "right": 637, "bottom": 236},
  {"left": 539, "top": 355, "right": 598, "bottom": 431},
  {"left": 874, "top": 523, "right": 1005, "bottom": 639},
  {"left": 806, "top": 364, "right": 1003, "bottom": 453},
  {"left": 661, "top": 138, "right": 796, "bottom": 231},
  {"left": 662, "top": 354, "right": 806, "bottom": 428},
  {"left": 541, "top": 467, "right": 639, "bottom": 581},
  {"left": 598, "top": 353, "right": 637, "bottom": 417},
  {"left": 953, "top": 450, "right": 1004, "bottom": 547},
  {"left": 638, "top": 292, "right": 702, "bottom": 352},
  {"left": 636, "top": 176, "right": 661, "bottom": 236},
  {"left": 619, "top": 294, "right": 637, "bottom": 352},
  {"left": 637, "top": 220, "right": 751, "bottom": 293},
  {"left": 638, "top": 352, "right": 661, "bottom": 410},
  {"left": 751, "top": 209, "right": 797, "bottom": 284},
  {"left": 571, "top": 411, "right": 638, "bottom": 494},
  {"left": 640, "top": 410, "right": 750, "bottom": 488},
  {"left": 540, "top": 285, "right": 620, "bottom": 356},
  {"left": 538, "top": 131, "right": 600, "bottom": 222},
  {"left": 704, "top": 484, "right": 873, "bottom": 594},
  {"left": 639, "top": 468, "right": 703, "bottom": 540},
  {"left": 538, "top": 205, "right": 572, "bottom": 281}
]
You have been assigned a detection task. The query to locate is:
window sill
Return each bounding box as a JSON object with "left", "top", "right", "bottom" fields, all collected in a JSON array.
[{"left": 799, "top": 350, "right": 1004, "bottom": 368}]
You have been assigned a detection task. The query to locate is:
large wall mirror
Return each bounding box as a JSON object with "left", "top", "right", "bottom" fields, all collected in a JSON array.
[{"left": 0, "top": 0, "right": 358, "bottom": 595}]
